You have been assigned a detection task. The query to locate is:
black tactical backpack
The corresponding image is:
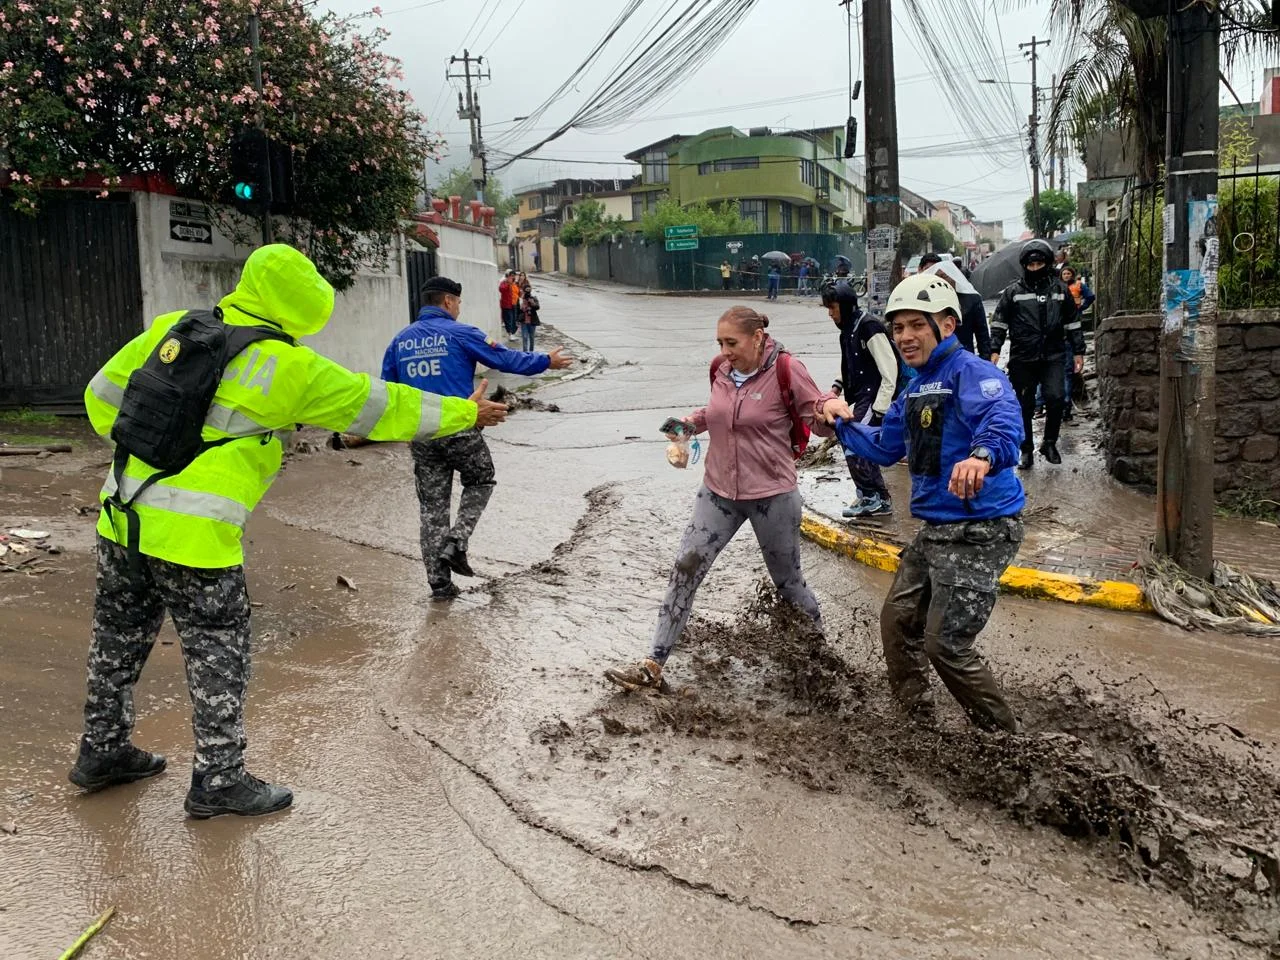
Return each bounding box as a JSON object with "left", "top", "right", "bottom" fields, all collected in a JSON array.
[{"left": 105, "top": 308, "right": 292, "bottom": 561}]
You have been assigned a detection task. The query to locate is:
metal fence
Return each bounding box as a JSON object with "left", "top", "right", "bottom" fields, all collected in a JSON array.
[{"left": 1098, "top": 159, "right": 1280, "bottom": 316}]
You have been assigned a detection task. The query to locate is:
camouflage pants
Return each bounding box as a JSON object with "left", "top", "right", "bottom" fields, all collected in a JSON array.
[
  {"left": 411, "top": 428, "right": 496, "bottom": 589},
  {"left": 651, "top": 486, "right": 822, "bottom": 664},
  {"left": 880, "top": 515, "right": 1024, "bottom": 731},
  {"left": 82, "top": 536, "right": 252, "bottom": 788}
]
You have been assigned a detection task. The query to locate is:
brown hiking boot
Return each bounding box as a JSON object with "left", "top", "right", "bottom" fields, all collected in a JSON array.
[{"left": 604, "top": 658, "right": 670, "bottom": 693}]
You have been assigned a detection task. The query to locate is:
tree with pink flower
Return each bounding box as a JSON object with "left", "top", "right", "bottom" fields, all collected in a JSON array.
[{"left": 0, "top": 0, "right": 440, "bottom": 289}]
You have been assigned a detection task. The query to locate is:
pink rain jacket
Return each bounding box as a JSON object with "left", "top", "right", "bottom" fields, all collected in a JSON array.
[{"left": 689, "top": 336, "right": 835, "bottom": 500}]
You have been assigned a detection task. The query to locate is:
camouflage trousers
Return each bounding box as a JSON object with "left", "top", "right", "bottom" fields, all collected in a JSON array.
[
  {"left": 411, "top": 428, "right": 496, "bottom": 589},
  {"left": 83, "top": 536, "right": 252, "bottom": 788},
  {"left": 651, "top": 485, "right": 822, "bottom": 664},
  {"left": 880, "top": 515, "right": 1024, "bottom": 732}
]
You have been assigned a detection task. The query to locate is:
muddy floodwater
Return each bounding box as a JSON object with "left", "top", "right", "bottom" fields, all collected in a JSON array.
[{"left": 2, "top": 282, "right": 1278, "bottom": 959}]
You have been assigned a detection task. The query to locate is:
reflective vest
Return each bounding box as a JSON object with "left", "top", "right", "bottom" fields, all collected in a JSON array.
[{"left": 84, "top": 244, "right": 477, "bottom": 569}]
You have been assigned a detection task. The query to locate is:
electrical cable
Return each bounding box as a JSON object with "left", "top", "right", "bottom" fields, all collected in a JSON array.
[{"left": 481, "top": 0, "right": 532, "bottom": 54}]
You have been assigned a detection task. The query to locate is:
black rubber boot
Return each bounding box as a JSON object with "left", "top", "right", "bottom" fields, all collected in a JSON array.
[
  {"left": 185, "top": 770, "right": 293, "bottom": 820},
  {"left": 1039, "top": 442, "right": 1062, "bottom": 465},
  {"left": 69, "top": 742, "right": 167, "bottom": 792},
  {"left": 1017, "top": 448, "right": 1034, "bottom": 470},
  {"left": 440, "top": 541, "right": 475, "bottom": 578}
]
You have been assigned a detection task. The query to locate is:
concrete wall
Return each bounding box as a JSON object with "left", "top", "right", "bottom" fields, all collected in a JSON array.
[
  {"left": 135, "top": 193, "right": 404, "bottom": 376},
  {"left": 433, "top": 220, "right": 501, "bottom": 342},
  {"left": 1096, "top": 310, "right": 1280, "bottom": 498},
  {"left": 134, "top": 193, "right": 500, "bottom": 373}
]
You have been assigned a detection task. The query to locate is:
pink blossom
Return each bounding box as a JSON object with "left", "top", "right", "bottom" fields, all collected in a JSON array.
[{"left": 121, "top": 29, "right": 132, "bottom": 39}]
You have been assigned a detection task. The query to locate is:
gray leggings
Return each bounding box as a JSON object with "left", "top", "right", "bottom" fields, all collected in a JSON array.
[{"left": 650, "top": 485, "right": 822, "bottom": 663}]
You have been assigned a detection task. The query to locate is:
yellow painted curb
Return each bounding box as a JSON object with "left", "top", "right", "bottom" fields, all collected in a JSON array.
[{"left": 801, "top": 515, "right": 1152, "bottom": 614}]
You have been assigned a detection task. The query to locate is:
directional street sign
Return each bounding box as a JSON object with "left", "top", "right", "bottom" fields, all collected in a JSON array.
[
  {"left": 664, "top": 224, "right": 698, "bottom": 239},
  {"left": 665, "top": 237, "right": 699, "bottom": 251},
  {"left": 170, "top": 220, "right": 213, "bottom": 244}
]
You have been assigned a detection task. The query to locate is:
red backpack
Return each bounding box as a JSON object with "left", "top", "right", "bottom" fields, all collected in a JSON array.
[{"left": 709, "top": 352, "right": 811, "bottom": 460}]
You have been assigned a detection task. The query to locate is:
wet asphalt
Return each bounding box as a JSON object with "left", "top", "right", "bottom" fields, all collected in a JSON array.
[{"left": 1, "top": 281, "right": 1277, "bottom": 958}]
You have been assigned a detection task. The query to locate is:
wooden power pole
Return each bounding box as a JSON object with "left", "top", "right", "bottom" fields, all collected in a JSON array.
[
  {"left": 1156, "top": 1, "right": 1219, "bottom": 578},
  {"left": 859, "top": 0, "right": 902, "bottom": 315}
]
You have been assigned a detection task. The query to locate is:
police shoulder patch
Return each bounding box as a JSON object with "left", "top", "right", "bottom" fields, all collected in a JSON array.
[{"left": 979, "top": 377, "right": 1003, "bottom": 399}]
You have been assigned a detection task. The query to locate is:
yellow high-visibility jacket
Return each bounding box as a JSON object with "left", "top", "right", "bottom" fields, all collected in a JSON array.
[{"left": 85, "top": 244, "right": 477, "bottom": 568}]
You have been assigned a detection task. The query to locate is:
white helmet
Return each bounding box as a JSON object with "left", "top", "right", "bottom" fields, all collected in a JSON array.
[{"left": 884, "top": 273, "right": 961, "bottom": 320}]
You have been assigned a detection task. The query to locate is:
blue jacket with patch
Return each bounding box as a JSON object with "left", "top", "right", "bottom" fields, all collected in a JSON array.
[
  {"left": 836, "top": 335, "right": 1025, "bottom": 523},
  {"left": 381, "top": 306, "right": 551, "bottom": 398}
]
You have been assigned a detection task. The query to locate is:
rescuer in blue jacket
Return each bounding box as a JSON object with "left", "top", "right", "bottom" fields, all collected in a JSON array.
[
  {"left": 382, "top": 275, "right": 573, "bottom": 600},
  {"left": 836, "top": 273, "right": 1026, "bottom": 733}
]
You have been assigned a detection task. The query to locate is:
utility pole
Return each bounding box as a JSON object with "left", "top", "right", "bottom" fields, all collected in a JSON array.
[
  {"left": 1020, "top": 35, "right": 1048, "bottom": 235},
  {"left": 448, "top": 50, "right": 491, "bottom": 203},
  {"left": 248, "top": 12, "right": 271, "bottom": 245},
  {"left": 1156, "top": 1, "right": 1219, "bottom": 578},
  {"left": 855, "top": 0, "right": 902, "bottom": 316},
  {"left": 1047, "top": 73, "right": 1057, "bottom": 192}
]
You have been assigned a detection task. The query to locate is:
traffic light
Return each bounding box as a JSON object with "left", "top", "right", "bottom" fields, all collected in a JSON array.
[
  {"left": 228, "top": 128, "right": 294, "bottom": 214},
  {"left": 229, "top": 127, "right": 270, "bottom": 214}
]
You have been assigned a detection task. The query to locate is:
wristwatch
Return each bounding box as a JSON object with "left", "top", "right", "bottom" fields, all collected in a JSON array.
[{"left": 970, "top": 446, "right": 993, "bottom": 464}]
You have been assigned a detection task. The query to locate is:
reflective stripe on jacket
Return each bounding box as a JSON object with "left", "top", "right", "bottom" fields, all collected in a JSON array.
[{"left": 85, "top": 245, "right": 477, "bottom": 569}]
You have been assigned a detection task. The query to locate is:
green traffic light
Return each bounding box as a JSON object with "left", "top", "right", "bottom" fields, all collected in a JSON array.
[{"left": 234, "top": 182, "right": 255, "bottom": 201}]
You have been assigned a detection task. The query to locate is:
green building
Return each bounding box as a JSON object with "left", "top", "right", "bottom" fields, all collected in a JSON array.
[{"left": 625, "top": 126, "right": 865, "bottom": 234}]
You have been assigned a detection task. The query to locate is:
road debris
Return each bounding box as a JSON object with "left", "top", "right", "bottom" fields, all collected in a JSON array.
[
  {"left": 0, "top": 444, "right": 72, "bottom": 456},
  {"left": 336, "top": 575, "right": 358, "bottom": 592},
  {"left": 58, "top": 906, "right": 116, "bottom": 960},
  {"left": 8, "top": 529, "right": 50, "bottom": 540},
  {"left": 0, "top": 820, "right": 16, "bottom": 835}
]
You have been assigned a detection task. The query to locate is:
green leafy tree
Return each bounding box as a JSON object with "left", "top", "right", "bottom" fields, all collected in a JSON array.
[
  {"left": 639, "top": 197, "right": 756, "bottom": 243},
  {"left": 0, "top": 0, "right": 438, "bottom": 290},
  {"left": 1024, "top": 188, "right": 1077, "bottom": 237},
  {"left": 558, "top": 198, "right": 628, "bottom": 247},
  {"left": 896, "top": 219, "right": 929, "bottom": 258},
  {"left": 432, "top": 166, "right": 519, "bottom": 241},
  {"left": 927, "top": 220, "right": 956, "bottom": 254},
  {"left": 1032, "top": 0, "right": 1279, "bottom": 183}
]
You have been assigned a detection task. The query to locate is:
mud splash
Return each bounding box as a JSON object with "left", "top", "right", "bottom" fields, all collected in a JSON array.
[
  {"left": 572, "top": 584, "right": 1280, "bottom": 950},
  {"left": 489, "top": 385, "right": 561, "bottom": 414}
]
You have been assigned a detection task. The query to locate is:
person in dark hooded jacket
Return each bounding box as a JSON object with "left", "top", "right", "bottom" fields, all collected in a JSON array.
[{"left": 821, "top": 278, "right": 900, "bottom": 517}]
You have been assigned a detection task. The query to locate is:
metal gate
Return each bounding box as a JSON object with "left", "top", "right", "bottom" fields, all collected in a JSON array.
[
  {"left": 406, "top": 247, "right": 438, "bottom": 319},
  {"left": 0, "top": 194, "right": 143, "bottom": 409}
]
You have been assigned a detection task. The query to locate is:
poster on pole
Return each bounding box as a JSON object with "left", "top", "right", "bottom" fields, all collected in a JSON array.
[{"left": 865, "top": 226, "right": 899, "bottom": 314}]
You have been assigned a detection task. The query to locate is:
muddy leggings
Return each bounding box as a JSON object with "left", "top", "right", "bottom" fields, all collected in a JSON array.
[{"left": 650, "top": 486, "right": 822, "bottom": 664}]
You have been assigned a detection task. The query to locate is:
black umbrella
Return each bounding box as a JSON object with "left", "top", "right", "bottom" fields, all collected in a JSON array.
[{"left": 971, "top": 243, "right": 1025, "bottom": 300}]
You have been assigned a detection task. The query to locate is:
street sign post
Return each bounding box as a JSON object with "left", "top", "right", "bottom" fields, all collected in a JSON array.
[
  {"left": 665, "top": 237, "right": 699, "bottom": 251},
  {"left": 664, "top": 224, "right": 698, "bottom": 239}
]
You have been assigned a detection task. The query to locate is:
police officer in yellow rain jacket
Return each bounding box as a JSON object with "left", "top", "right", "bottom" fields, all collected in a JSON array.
[{"left": 69, "top": 244, "right": 508, "bottom": 819}]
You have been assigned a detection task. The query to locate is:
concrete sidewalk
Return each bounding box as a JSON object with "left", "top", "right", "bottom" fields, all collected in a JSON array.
[{"left": 799, "top": 416, "right": 1280, "bottom": 612}]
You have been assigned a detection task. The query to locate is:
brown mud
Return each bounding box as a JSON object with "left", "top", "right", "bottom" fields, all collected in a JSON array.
[
  {"left": 551, "top": 578, "right": 1280, "bottom": 951},
  {"left": 490, "top": 383, "right": 562, "bottom": 414}
]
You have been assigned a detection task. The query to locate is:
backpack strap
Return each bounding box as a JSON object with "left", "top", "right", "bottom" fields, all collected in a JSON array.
[{"left": 776, "top": 351, "right": 802, "bottom": 425}]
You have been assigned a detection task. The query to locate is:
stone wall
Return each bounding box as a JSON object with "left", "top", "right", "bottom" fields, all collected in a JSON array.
[{"left": 1096, "top": 311, "right": 1280, "bottom": 497}]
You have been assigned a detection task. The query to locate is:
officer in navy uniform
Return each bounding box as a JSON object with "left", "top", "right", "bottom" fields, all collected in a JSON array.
[
  {"left": 837, "top": 273, "right": 1026, "bottom": 733},
  {"left": 382, "top": 276, "right": 573, "bottom": 600}
]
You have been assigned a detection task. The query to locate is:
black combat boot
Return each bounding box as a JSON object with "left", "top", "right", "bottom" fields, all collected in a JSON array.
[
  {"left": 1039, "top": 442, "right": 1062, "bottom": 465},
  {"left": 69, "top": 741, "right": 167, "bottom": 792},
  {"left": 185, "top": 769, "right": 293, "bottom": 819},
  {"left": 1017, "top": 448, "right": 1034, "bottom": 470},
  {"left": 439, "top": 541, "right": 475, "bottom": 578},
  {"left": 431, "top": 581, "right": 462, "bottom": 602}
]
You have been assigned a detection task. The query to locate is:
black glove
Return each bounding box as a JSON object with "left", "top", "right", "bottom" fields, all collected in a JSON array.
[{"left": 869, "top": 411, "right": 885, "bottom": 427}]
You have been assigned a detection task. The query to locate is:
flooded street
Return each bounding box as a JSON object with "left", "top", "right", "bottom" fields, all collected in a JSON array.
[{"left": 2, "top": 281, "right": 1278, "bottom": 958}]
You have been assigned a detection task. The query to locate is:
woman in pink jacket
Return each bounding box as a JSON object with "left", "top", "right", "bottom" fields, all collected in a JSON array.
[{"left": 606, "top": 306, "right": 852, "bottom": 691}]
